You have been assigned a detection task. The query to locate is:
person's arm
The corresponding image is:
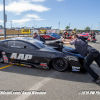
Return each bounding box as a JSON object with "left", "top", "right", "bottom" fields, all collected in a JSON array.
[
  {"left": 63, "top": 41, "right": 71, "bottom": 44},
  {"left": 62, "top": 38, "right": 72, "bottom": 42},
  {"left": 63, "top": 39, "right": 76, "bottom": 45}
]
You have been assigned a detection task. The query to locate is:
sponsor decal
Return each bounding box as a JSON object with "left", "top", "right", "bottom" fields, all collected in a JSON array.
[
  {"left": 10, "top": 53, "right": 32, "bottom": 61},
  {"left": 66, "top": 56, "right": 78, "bottom": 61},
  {"left": 34, "top": 63, "right": 49, "bottom": 69},
  {"left": 25, "top": 65, "right": 32, "bottom": 67},
  {"left": 9, "top": 62, "right": 14, "bottom": 64},
  {"left": 2, "top": 54, "right": 8, "bottom": 63},
  {"left": 72, "top": 66, "right": 80, "bottom": 71},
  {"left": 21, "top": 29, "right": 30, "bottom": 34},
  {"left": 40, "top": 63, "right": 47, "bottom": 67}
]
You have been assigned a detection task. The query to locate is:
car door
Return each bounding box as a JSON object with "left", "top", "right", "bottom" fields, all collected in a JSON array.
[{"left": 5, "top": 40, "right": 38, "bottom": 64}]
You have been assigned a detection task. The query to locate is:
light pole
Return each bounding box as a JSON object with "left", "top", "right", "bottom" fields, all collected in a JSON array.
[
  {"left": 11, "top": 21, "right": 12, "bottom": 29},
  {"left": 58, "top": 21, "right": 60, "bottom": 34},
  {"left": 58, "top": 21, "right": 60, "bottom": 29},
  {"left": 34, "top": 18, "right": 35, "bottom": 28},
  {"left": 91, "top": 25, "right": 92, "bottom": 30},
  {"left": 98, "top": 22, "right": 100, "bottom": 34},
  {"left": 3, "top": 0, "right": 6, "bottom": 39},
  {"left": 69, "top": 23, "right": 70, "bottom": 29}
]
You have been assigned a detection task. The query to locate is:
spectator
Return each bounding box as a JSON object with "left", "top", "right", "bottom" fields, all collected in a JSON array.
[
  {"left": 91, "top": 31, "right": 96, "bottom": 41},
  {"left": 44, "top": 31, "right": 46, "bottom": 35},
  {"left": 33, "top": 32, "right": 40, "bottom": 40}
]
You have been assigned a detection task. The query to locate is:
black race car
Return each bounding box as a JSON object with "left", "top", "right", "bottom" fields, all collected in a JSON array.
[{"left": 0, "top": 37, "right": 86, "bottom": 72}]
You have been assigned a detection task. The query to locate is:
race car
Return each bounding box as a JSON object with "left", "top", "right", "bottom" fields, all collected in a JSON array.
[
  {"left": 40, "top": 34, "right": 56, "bottom": 40},
  {"left": 0, "top": 37, "right": 86, "bottom": 72},
  {"left": 47, "top": 33, "right": 61, "bottom": 39},
  {"left": 79, "top": 33, "right": 89, "bottom": 40}
]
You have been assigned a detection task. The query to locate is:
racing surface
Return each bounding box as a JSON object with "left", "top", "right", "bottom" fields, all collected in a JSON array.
[{"left": 0, "top": 35, "right": 100, "bottom": 100}]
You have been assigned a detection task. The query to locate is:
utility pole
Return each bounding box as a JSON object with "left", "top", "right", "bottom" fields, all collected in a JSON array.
[
  {"left": 58, "top": 21, "right": 60, "bottom": 29},
  {"left": 11, "top": 21, "right": 12, "bottom": 29},
  {"left": 98, "top": 22, "right": 100, "bottom": 34},
  {"left": 34, "top": 18, "right": 35, "bottom": 28},
  {"left": 69, "top": 23, "right": 70, "bottom": 29},
  {"left": 58, "top": 21, "right": 60, "bottom": 34},
  {"left": 91, "top": 25, "right": 92, "bottom": 30},
  {"left": 3, "top": 0, "right": 6, "bottom": 39}
]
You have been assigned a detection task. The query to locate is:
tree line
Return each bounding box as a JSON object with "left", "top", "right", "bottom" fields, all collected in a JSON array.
[{"left": 65, "top": 26, "right": 98, "bottom": 33}]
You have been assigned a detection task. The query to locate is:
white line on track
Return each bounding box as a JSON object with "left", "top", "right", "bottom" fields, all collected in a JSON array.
[
  {"left": 14, "top": 40, "right": 98, "bottom": 100},
  {"left": 14, "top": 71, "right": 59, "bottom": 100}
]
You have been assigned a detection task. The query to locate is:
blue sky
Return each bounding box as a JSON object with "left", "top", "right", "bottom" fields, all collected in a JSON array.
[{"left": 0, "top": 0, "right": 100, "bottom": 30}]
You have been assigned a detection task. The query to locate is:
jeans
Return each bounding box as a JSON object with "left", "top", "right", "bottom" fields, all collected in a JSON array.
[{"left": 84, "top": 49, "right": 100, "bottom": 80}]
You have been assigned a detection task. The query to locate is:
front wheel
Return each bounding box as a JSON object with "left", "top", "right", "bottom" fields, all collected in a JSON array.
[{"left": 52, "top": 58, "right": 69, "bottom": 72}]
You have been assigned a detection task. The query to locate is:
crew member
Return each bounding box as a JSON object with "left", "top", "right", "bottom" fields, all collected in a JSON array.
[
  {"left": 91, "top": 31, "right": 96, "bottom": 41},
  {"left": 63, "top": 33, "right": 87, "bottom": 43},
  {"left": 33, "top": 32, "right": 40, "bottom": 40},
  {"left": 63, "top": 34, "right": 100, "bottom": 84},
  {"left": 44, "top": 31, "right": 46, "bottom": 35}
]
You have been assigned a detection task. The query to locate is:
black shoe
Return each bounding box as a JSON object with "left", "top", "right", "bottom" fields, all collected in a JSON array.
[{"left": 93, "top": 77, "right": 100, "bottom": 84}]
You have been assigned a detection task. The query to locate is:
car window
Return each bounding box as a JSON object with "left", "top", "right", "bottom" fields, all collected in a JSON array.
[
  {"left": 34, "top": 42, "right": 45, "bottom": 48},
  {"left": 0, "top": 41, "right": 8, "bottom": 47},
  {"left": 8, "top": 41, "right": 36, "bottom": 49},
  {"left": 82, "top": 34, "right": 87, "bottom": 35}
]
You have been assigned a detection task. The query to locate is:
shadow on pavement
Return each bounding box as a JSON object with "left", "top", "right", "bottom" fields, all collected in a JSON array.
[{"left": 0, "top": 63, "right": 98, "bottom": 84}]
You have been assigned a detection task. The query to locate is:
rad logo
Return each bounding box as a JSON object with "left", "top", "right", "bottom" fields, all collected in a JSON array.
[{"left": 10, "top": 53, "right": 32, "bottom": 60}]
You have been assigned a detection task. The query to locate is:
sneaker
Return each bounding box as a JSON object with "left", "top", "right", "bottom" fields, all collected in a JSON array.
[{"left": 93, "top": 77, "right": 100, "bottom": 84}]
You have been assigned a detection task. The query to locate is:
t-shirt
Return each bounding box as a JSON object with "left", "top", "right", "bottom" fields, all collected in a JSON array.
[
  {"left": 78, "top": 36, "right": 87, "bottom": 43},
  {"left": 70, "top": 39, "right": 94, "bottom": 57}
]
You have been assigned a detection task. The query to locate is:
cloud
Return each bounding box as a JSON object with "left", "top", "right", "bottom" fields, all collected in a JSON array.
[
  {"left": 11, "top": 14, "right": 45, "bottom": 25},
  {"left": 25, "top": 14, "right": 40, "bottom": 19},
  {"left": 25, "top": 14, "right": 45, "bottom": 20},
  {"left": 12, "top": 18, "right": 32, "bottom": 25},
  {"left": 26, "top": 0, "right": 46, "bottom": 2},
  {"left": 9, "top": 0, "right": 46, "bottom": 2},
  {"left": 0, "top": 20, "right": 3, "bottom": 23},
  {"left": 57, "top": 0, "right": 64, "bottom": 1},
  {"left": 0, "top": 1, "right": 50, "bottom": 15},
  {"left": 34, "top": 18, "right": 45, "bottom": 20}
]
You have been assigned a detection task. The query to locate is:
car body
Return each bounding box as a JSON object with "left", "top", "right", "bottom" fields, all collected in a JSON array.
[
  {"left": 0, "top": 37, "right": 86, "bottom": 72},
  {"left": 79, "top": 33, "right": 89, "bottom": 39},
  {"left": 47, "top": 33, "right": 61, "bottom": 39},
  {"left": 40, "top": 34, "right": 56, "bottom": 40}
]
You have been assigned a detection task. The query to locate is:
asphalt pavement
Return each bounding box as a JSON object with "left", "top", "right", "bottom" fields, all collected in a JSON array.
[{"left": 0, "top": 35, "right": 100, "bottom": 100}]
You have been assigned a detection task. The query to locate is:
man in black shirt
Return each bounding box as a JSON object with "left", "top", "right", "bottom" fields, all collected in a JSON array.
[
  {"left": 91, "top": 31, "right": 96, "bottom": 40},
  {"left": 63, "top": 35, "right": 100, "bottom": 84}
]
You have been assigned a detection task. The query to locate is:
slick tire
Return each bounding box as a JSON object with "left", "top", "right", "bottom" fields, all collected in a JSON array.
[{"left": 52, "top": 58, "right": 69, "bottom": 72}]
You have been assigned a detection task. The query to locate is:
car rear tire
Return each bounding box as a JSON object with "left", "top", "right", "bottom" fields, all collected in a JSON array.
[{"left": 52, "top": 58, "right": 69, "bottom": 72}]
